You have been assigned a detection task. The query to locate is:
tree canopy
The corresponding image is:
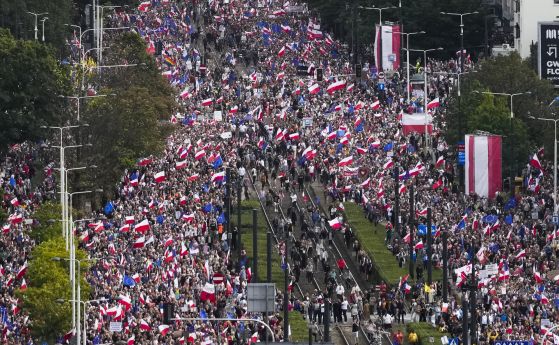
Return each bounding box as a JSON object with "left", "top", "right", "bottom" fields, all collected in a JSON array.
[
  {"left": 444, "top": 53, "right": 556, "bottom": 177},
  {"left": 307, "top": 0, "right": 491, "bottom": 62},
  {"left": 0, "top": 29, "right": 71, "bottom": 150}
]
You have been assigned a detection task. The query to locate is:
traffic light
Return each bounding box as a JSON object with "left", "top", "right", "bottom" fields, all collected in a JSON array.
[
  {"left": 316, "top": 68, "right": 323, "bottom": 81},
  {"left": 163, "top": 304, "right": 174, "bottom": 324},
  {"left": 355, "top": 64, "right": 362, "bottom": 78}
]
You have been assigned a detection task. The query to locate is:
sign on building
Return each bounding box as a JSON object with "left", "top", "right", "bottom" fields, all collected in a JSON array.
[{"left": 538, "top": 22, "right": 559, "bottom": 87}]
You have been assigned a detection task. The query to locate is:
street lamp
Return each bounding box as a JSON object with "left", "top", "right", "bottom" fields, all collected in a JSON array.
[
  {"left": 59, "top": 94, "right": 115, "bottom": 122},
  {"left": 406, "top": 47, "right": 444, "bottom": 153},
  {"left": 56, "top": 297, "right": 108, "bottom": 345},
  {"left": 41, "top": 125, "right": 86, "bottom": 246},
  {"left": 440, "top": 11, "right": 479, "bottom": 72},
  {"left": 26, "top": 11, "right": 48, "bottom": 40},
  {"left": 40, "top": 17, "right": 48, "bottom": 42},
  {"left": 473, "top": 90, "right": 532, "bottom": 195},
  {"left": 358, "top": 5, "right": 398, "bottom": 71},
  {"left": 96, "top": 5, "right": 123, "bottom": 64},
  {"left": 385, "top": 30, "right": 426, "bottom": 103},
  {"left": 528, "top": 115, "right": 559, "bottom": 213}
]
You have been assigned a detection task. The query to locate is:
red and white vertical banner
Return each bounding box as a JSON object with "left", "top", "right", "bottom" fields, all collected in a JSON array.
[
  {"left": 465, "top": 134, "right": 502, "bottom": 198},
  {"left": 374, "top": 24, "right": 401, "bottom": 71}
]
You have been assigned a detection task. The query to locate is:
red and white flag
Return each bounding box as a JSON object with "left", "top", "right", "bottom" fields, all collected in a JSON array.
[
  {"left": 308, "top": 83, "right": 320, "bottom": 95},
  {"left": 530, "top": 153, "right": 543, "bottom": 170},
  {"left": 140, "top": 319, "right": 151, "bottom": 331},
  {"left": 159, "top": 324, "right": 170, "bottom": 336},
  {"left": 201, "top": 98, "right": 213, "bottom": 107},
  {"left": 327, "top": 80, "right": 346, "bottom": 94},
  {"left": 200, "top": 283, "right": 216, "bottom": 303},
  {"left": 374, "top": 24, "right": 401, "bottom": 70},
  {"left": 328, "top": 218, "right": 342, "bottom": 229},
  {"left": 135, "top": 219, "right": 150, "bottom": 233},
  {"left": 154, "top": 171, "right": 166, "bottom": 183},
  {"left": 435, "top": 156, "right": 445, "bottom": 168},
  {"left": 426, "top": 97, "right": 440, "bottom": 109},
  {"left": 401, "top": 114, "right": 433, "bottom": 136},
  {"left": 465, "top": 134, "right": 502, "bottom": 199},
  {"left": 133, "top": 236, "right": 146, "bottom": 248},
  {"left": 338, "top": 156, "right": 353, "bottom": 167}
]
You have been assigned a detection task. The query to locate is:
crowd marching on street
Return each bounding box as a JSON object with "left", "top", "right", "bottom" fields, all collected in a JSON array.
[{"left": 1, "top": 0, "right": 558, "bottom": 344}]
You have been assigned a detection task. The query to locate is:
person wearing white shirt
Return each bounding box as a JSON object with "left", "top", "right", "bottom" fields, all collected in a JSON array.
[{"left": 336, "top": 284, "right": 345, "bottom": 299}]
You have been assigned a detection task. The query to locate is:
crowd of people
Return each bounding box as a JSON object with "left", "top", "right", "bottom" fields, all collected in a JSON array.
[{"left": 0, "top": 0, "right": 557, "bottom": 344}]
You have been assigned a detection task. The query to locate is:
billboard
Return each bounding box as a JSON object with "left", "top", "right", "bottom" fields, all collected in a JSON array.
[
  {"left": 538, "top": 22, "right": 559, "bottom": 87},
  {"left": 374, "top": 24, "right": 401, "bottom": 72}
]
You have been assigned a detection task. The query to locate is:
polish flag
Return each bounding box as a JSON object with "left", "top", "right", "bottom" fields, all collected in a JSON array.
[
  {"left": 403, "top": 233, "right": 410, "bottom": 243},
  {"left": 308, "top": 83, "right": 320, "bottom": 95},
  {"left": 328, "top": 218, "right": 342, "bottom": 229},
  {"left": 159, "top": 324, "right": 170, "bottom": 336},
  {"left": 133, "top": 236, "right": 146, "bottom": 249},
  {"left": 180, "top": 87, "right": 191, "bottom": 99},
  {"left": 138, "top": 157, "right": 152, "bottom": 166},
  {"left": 515, "top": 249, "right": 526, "bottom": 260},
  {"left": 200, "top": 282, "right": 216, "bottom": 303},
  {"left": 399, "top": 185, "right": 407, "bottom": 194},
  {"left": 435, "top": 156, "right": 445, "bottom": 168},
  {"left": 414, "top": 241, "right": 424, "bottom": 250},
  {"left": 432, "top": 179, "right": 443, "bottom": 190},
  {"left": 175, "top": 160, "right": 187, "bottom": 170},
  {"left": 154, "top": 171, "right": 166, "bottom": 183},
  {"left": 183, "top": 213, "right": 195, "bottom": 222},
  {"left": 416, "top": 208, "right": 428, "bottom": 217},
  {"left": 356, "top": 147, "right": 367, "bottom": 154},
  {"left": 138, "top": 1, "right": 151, "bottom": 12},
  {"left": 530, "top": 153, "right": 543, "bottom": 170},
  {"left": 281, "top": 24, "right": 291, "bottom": 33},
  {"left": 335, "top": 104, "right": 342, "bottom": 112},
  {"left": 371, "top": 100, "right": 380, "bottom": 110},
  {"left": 465, "top": 134, "right": 502, "bottom": 199},
  {"left": 118, "top": 295, "right": 132, "bottom": 310},
  {"left": 346, "top": 84, "right": 354, "bottom": 92},
  {"left": 201, "top": 98, "right": 213, "bottom": 107},
  {"left": 188, "top": 174, "right": 199, "bottom": 181},
  {"left": 426, "top": 97, "right": 440, "bottom": 109},
  {"left": 534, "top": 270, "right": 544, "bottom": 284},
  {"left": 164, "top": 237, "right": 174, "bottom": 247},
  {"left": 338, "top": 156, "right": 353, "bottom": 167},
  {"left": 361, "top": 178, "right": 370, "bottom": 188},
  {"left": 195, "top": 150, "right": 206, "bottom": 160},
  {"left": 288, "top": 132, "right": 300, "bottom": 140},
  {"left": 125, "top": 216, "right": 135, "bottom": 224},
  {"left": 278, "top": 46, "right": 286, "bottom": 57},
  {"left": 20, "top": 278, "right": 27, "bottom": 291},
  {"left": 229, "top": 105, "right": 238, "bottom": 114},
  {"left": 127, "top": 335, "right": 135, "bottom": 345},
  {"left": 132, "top": 273, "right": 141, "bottom": 283},
  {"left": 135, "top": 219, "right": 150, "bottom": 233},
  {"left": 180, "top": 242, "right": 189, "bottom": 256},
  {"left": 211, "top": 171, "right": 226, "bottom": 183},
  {"left": 383, "top": 159, "right": 394, "bottom": 170},
  {"left": 10, "top": 198, "right": 19, "bottom": 207},
  {"left": 327, "top": 80, "right": 346, "bottom": 94},
  {"left": 16, "top": 263, "right": 27, "bottom": 280},
  {"left": 327, "top": 131, "right": 337, "bottom": 140}
]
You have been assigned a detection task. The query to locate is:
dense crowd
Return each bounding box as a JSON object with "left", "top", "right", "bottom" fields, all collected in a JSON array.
[{"left": 0, "top": 0, "right": 557, "bottom": 344}]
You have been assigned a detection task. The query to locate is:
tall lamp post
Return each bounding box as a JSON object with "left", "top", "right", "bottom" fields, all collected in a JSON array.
[
  {"left": 56, "top": 298, "right": 108, "bottom": 345},
  {"left": 473, "top": 91, "right": 532, "bottom": 195},
  {"left": 26, "top": 11, "right": 48, "bottom": 40},
  {"left": 357, "top": 5, "right": 397, "bottom": 71},
  {"left": 440, "top": 11, "right": 479, "bottom": 72},
  {"left": 59, "top": 94, "right": 114, "bottom": 122},
  {"left": 406, "top": 47, "right": 444, "bottom": 154},
  {"left": 384, "top": 30, "right": 425, "bottom": 104},
  {"left": 40, "top": 17, "right": 48, "bottom": 42}
]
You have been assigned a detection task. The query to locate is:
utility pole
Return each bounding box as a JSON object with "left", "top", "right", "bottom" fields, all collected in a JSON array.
[
  {"left": 426, "top": 207, "right": 432, "bottom": 285},
  {"left": 442, "top": 230, "right": 448, "bottom": 302},
  {"left": 462, "top": 293, "right": 469, "bottom": 345},
  {"left": 237, "top": 176, "right": 242, "bottom": 255},
  {"left": 394, "top": 165, "right": 400, "bottom": 236},
  {"left": 26, "top": 11, "right": 48, "bottom": 41},
  {"left": 408, "top": 184, "right": 414, "bottom": 278},
  {"left": 226, "top": 167, "right": 232, "bottom": 238},
  {"left": 283, "top": 229, "right": 289, "bottom": 342},
  {"left": 267, "top": 231, "right": 272, "bottom": 283},
  {"left": 252, "top": 209, "right": 258, "bottom": 283},
  {"left": 470, "top": 245, "right": 477, "bottom": 345}
]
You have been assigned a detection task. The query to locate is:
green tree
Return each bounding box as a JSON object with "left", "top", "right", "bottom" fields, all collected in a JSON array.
[
  {"left": 80, "top": 32, "right": 176, "bottom": 192},
  {"left": 0, "top": 0, "right": 73, "bottom": 49},
  {"left": 17, "top": 236, "right": 90, "bottom": 343},
  {"left": 0, "top": 29, "right": 72, "bottom": 151},
  {"left": 306, "top": 0, "right": 491, "bottom": 62},
  {"left": 30, "top": 202, "right": 64, "bottom": 243},
  {"left": 445, "top": 53, "right": 556, "bottom": 177}
]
